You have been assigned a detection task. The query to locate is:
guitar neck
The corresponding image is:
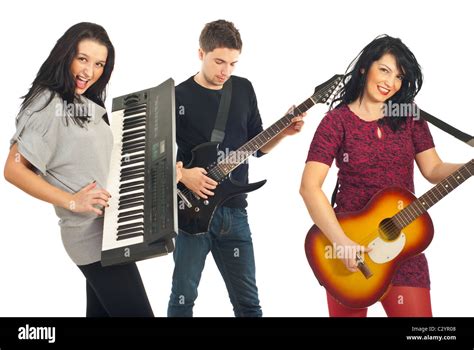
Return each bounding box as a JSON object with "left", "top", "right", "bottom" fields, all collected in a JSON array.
[
  {"left": 392, "top": 160, "right": 474, "bottom": 229},
  {"left": 215, "top": 97, "right": 316, "bottom": 177}
]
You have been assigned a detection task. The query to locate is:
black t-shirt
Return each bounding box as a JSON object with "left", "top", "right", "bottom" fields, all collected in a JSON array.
[{"left": 176, "top": 75, "right": 264, "bottom": 208}]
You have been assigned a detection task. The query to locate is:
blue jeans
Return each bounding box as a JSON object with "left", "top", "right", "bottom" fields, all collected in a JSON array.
[{"left": 167, "top": 206, "right": 262, "bottom": 317}]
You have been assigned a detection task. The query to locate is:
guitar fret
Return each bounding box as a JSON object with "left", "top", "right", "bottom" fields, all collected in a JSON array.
[
  {"left": 414, "top": 200, "right": 424, "bottom": 216},
  {"left": 446, "top": 177, "right": 456, "bottom": 188},
  {"left": 451, "top": 174, "right": 461, "bottom": 185},
  {"left": 394, "top": 210, "right": 405, "bottom": 227},
  {"left": 437, "top": 182, "right": 447, "bottom": 195},
  {"left": 410, "top": 201, "right": 421, "bottom": 219},
  {"left": 396, "top": 213, "right": 406, "bottom": 228},
  {"left": 302, "top": 99, "right": 313, "bottom": 110},
  {"left": 426, "top": 191, "right": 437, "bottom": 205},
  {"left": 438, "top": 180, "right": 450, "bottom": 194},
  {"left": 394, "top": 214, "right": 406, "bottom": 229},
  {"left": 406, "top": 208, "right": 415, "bottom": 223},
  {"left": 406, "top": 206, "right": 416, "bottom": 223},
  {"left": 445, "top": 178, "right": 455, "bottom": 190},
  {"left": 294, "top": 106, "right": 304, "bottom": 115},
  {"left": 433, "top": 187, "right": 443, "bottom": 200},
  {"left": 422, "top": 197, "right": 430, "bottom": 208},
  {"left": 466, "top": 166, "right": 473, "bottom": 176},
  {"left": 400, "top": 210, "right": 410, "bottom": 227}
]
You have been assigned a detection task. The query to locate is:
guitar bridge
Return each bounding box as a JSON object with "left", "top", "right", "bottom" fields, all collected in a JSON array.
[{"left": 356, "top": 253, "right": 373, "bottom": 279}]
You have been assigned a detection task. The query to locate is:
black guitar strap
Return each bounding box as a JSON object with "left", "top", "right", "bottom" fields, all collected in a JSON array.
[
  {"left": 210, "top": 77, "right": 233, "bottom": 143},
  {"left": 419, "top": 109, "right": 474, "bottom": 147},
  {"left": 330, "top": 108, "right": 473, "bottom": 207}
]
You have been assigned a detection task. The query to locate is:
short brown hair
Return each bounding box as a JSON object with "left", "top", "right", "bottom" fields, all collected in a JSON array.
[{"left": 199, "top": 19, "right": 242, "bottom": 53}]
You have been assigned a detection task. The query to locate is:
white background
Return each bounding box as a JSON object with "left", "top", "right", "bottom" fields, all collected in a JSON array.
[{"left": 0, "top": 0, "right": 473, "bottom": 317}]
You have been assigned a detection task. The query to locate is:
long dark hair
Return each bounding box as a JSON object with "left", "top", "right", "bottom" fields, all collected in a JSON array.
[
  {"left": 21, "top": 22, "right": 115, "bottom": 127},
  {"left": 332, "top": 34, "right": 423, "bottom": 132}
]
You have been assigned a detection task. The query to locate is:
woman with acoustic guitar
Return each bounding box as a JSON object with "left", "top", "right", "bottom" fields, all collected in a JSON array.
[{"left": 300, "top": 35, "right": 464, "bottom": 316}]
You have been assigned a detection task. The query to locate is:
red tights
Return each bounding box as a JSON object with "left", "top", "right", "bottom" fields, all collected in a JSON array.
[{"left": 327, "top": 286, "right": 432, "bottom": 317}]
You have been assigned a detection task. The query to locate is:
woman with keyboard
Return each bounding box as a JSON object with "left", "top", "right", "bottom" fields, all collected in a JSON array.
[{"left": 4, "top": 22, "right": 155, "bottom": 316}]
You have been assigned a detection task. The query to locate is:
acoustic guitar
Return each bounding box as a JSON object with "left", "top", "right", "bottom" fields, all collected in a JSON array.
[{"left": 305, "top": 159, "right": 473, "bottom": 308}]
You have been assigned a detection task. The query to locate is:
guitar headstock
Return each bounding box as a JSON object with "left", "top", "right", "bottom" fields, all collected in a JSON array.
[{"left": 311, "top": 74, "right": 344, "bottom": 105}]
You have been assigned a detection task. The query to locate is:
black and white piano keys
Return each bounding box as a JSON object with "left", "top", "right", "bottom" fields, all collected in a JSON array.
[{"left": 101, "top": 101, "right": 174, "bottom": 266}]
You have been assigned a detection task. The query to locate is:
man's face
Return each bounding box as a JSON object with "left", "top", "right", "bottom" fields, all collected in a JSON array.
[{"left": 199, "top": 47, "right": 240, "bottom": 88}]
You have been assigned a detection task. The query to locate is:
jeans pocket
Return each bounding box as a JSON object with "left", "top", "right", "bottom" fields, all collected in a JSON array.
[
  {"left": 232, "top": 208, "right": 248, "bottom": 218},
  {"left": 217, "top": 208, "right": 249, "bottom": 236}
]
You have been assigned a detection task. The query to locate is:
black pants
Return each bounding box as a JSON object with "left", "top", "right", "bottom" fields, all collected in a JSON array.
[{"left": 78, "top": 261, "right": 154, "bottom": 317}]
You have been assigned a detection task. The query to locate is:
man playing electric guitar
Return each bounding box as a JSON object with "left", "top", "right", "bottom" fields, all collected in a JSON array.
[{"left": 167, "top": 20, "right": 305, "bottom": 317}]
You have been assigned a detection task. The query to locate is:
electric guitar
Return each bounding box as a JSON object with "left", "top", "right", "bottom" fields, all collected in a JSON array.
[
  {"left": 178, "top": 74, "right": 343, "bottom": 234},
  {"left": 305, "top": 159, "right": 473, "bottom": 308}
]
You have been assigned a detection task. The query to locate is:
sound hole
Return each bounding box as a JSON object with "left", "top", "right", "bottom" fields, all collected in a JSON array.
[{"left": 378, "top": 218, "right": 401, "bottom": 241}]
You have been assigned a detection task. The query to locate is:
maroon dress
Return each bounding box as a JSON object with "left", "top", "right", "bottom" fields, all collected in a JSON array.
[{"left": 306, "top": 105, "right": 435, "bottom": 288}]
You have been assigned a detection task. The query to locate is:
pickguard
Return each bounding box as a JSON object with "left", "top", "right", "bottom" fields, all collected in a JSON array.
[{"left": 368, "top": 233, "right": 406, "bottom": 264}]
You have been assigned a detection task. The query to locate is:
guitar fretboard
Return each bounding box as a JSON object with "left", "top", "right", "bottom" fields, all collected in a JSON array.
[
  {"left": 392, "top": 160, "right": 473, "bottom": 229},
  {"left": 212, "top": 97, "right": 316, "bottom": 178}
]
